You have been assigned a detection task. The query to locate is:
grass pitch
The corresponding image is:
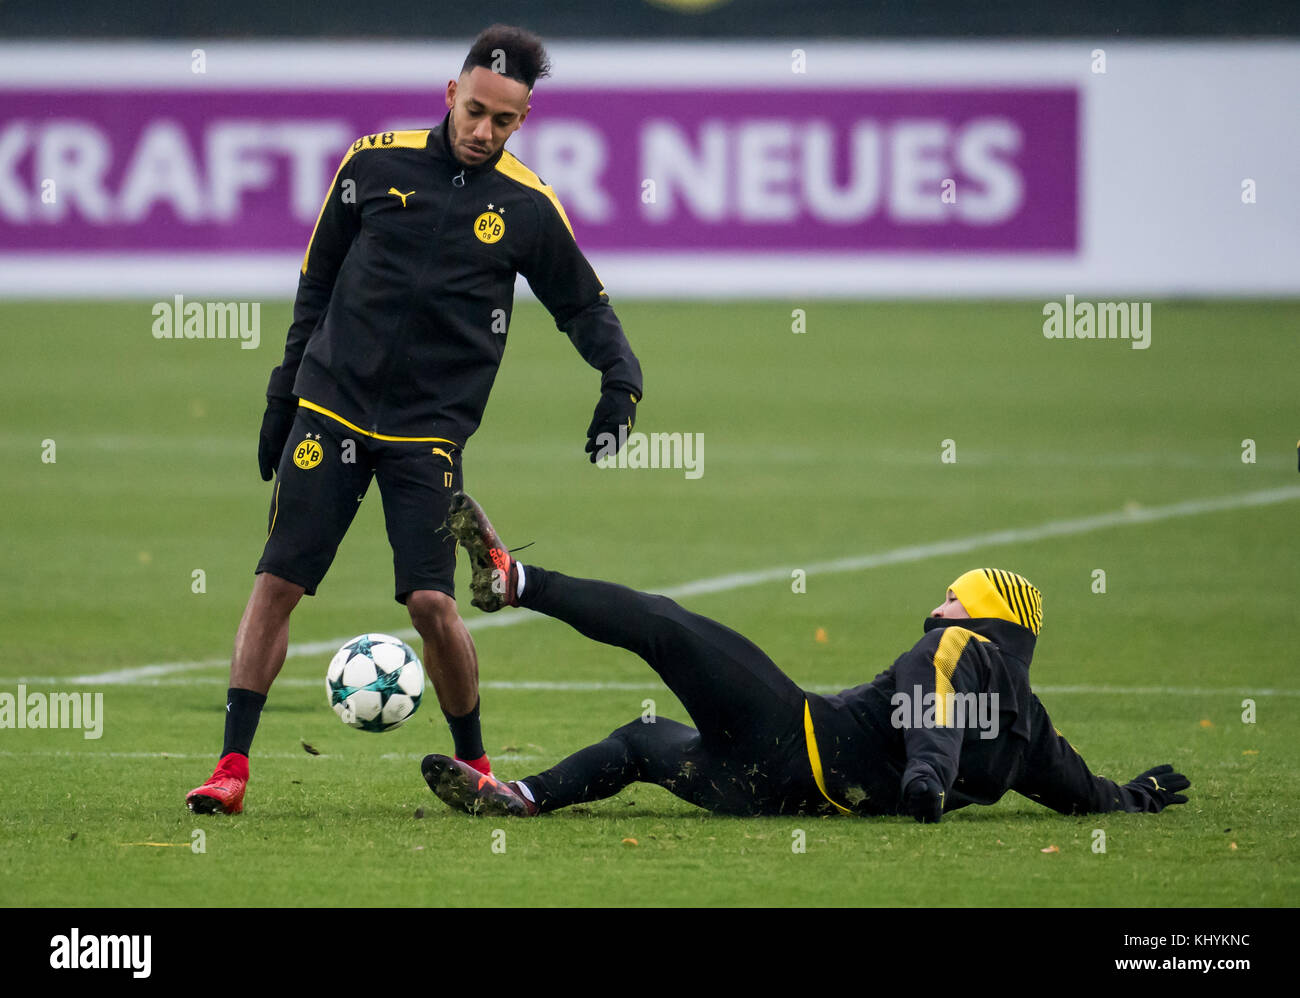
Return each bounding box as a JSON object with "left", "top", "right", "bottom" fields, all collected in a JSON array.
[{"left": 1, "top": 298, "right": 1297, "bottom": 907}]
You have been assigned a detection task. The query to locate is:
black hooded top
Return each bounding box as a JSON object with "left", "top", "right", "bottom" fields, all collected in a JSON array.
[{"left": 807, "top": 615, "right": 1154, "bottom": 816}]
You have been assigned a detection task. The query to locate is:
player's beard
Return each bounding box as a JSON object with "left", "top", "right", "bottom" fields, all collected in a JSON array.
[{"left": 449, "top": 115, "right": 493, "bottom": 165}]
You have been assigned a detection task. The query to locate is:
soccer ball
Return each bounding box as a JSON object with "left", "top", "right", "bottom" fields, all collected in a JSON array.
[{"left": 325, "top": 633, "right": 424, "bottom": 732}]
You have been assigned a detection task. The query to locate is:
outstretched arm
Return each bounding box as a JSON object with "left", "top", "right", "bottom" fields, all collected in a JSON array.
[
  {"left": 519, "top": 190, "right": 642, "bottom": 461},
  {"left": 1012, "top": 693, "right": 1190, "bottom": 815}
]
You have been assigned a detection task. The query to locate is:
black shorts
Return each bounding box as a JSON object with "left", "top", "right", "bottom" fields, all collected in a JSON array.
[{"left": 256, "top": 404, "right": 463, "bottom": 602}]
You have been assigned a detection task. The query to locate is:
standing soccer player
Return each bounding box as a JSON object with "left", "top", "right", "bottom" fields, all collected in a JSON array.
[{"left": 187, "top": 25, "right": 643, "bottom": 814}]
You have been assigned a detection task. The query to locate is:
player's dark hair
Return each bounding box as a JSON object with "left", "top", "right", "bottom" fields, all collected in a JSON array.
[{"left": 461, "top": 24, "right": 552, "bottom": 91}]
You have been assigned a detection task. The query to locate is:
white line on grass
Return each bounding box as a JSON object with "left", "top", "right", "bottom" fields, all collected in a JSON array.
[
  {"left": 9, "top": 676, "right": 1297, "bottom": 696},
  {"left": 11, "top": 484, "right": 1299, "bottom": 688},
  {"left": 0, "top": 749, "right": 544, "bottom": 763}
]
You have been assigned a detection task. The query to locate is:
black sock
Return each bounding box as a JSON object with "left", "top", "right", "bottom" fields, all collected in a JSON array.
[
  {"left": 444, "top": 698, "right": 485, "bottom": 760},
  {"left": 517, "top": 563, "right": 543, "bottom": 607},
  {"left": 522, "top": 734, "right": 635, "bottom": 813},
  {"left": 221, "top": 687, "right": 267, "bottom": 758}
]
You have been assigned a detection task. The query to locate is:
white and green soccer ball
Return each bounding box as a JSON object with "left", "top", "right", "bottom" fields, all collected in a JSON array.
[{"left": 326, "top": 633, "right": 424, "bottom": 732}]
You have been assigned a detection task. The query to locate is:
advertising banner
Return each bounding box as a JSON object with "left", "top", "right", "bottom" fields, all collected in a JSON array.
[{"left": 0, "top": 42, "right": 1294, "bottom": 297}]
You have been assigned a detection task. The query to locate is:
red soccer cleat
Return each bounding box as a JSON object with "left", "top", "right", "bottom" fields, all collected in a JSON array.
[
  {"left": 445, "top": 492, "right": 519, "bottom": 612},
  {"left": 422, "top": 754, "right": 536, "bottom": 816},
  {"left": 186, "top": 752, "right": 249, "bottom": 815}
]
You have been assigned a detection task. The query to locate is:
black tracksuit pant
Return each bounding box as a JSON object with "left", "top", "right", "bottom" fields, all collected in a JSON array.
[{"left": 515, "top": 567, "right": 827, "bottom": 816}]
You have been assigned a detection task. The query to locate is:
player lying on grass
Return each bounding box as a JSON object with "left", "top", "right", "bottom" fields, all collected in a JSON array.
[{"left": 424, "top": 493, "right": 1191, "bottom": 822}]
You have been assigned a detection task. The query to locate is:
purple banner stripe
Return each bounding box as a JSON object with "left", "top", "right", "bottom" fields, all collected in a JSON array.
[{"left": 0, "top": 87, "right": 1077, "bottom": 253}]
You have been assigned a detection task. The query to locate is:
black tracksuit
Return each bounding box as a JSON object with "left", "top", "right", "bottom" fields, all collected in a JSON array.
[
  {"left": 256, "top": 115, "right": 642, "bottom": 600},
  {"left": 517, "top": 568, "right": 1157, "bottom": 817},
  {"left": 268, "top": 112, "right": 642, "bottom": 443}
]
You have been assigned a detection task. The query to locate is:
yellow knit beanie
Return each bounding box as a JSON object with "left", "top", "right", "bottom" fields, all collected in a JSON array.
[{"left": 949, "top": 568, "right": 1043, "bottom": 635}]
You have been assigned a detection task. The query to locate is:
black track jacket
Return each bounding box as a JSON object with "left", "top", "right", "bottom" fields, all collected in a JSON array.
[
  {"left": 265, "top": 113, "right": 642, "bottom": 444},
  {"left": 808, "top": 616, "right": 1156, "bottom": 816}
]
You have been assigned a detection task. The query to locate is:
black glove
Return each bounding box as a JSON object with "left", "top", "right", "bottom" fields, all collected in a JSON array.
[
  {"left": 1123, "top": 764, "right": 1191, "bottom": 813},
  {"left": 584, "top": 388, "right": 638, "bottom": 463},
  {"left": 258, "top": 396, "right": 297, "bottom": 481},
  {"left": 901, "top": 775, "right": 945, "bottom": 824}
]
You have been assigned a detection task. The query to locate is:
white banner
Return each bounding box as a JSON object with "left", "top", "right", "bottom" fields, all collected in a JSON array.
[{"left": 0, "top": 41, "right": 1295, "bottom": 298}]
